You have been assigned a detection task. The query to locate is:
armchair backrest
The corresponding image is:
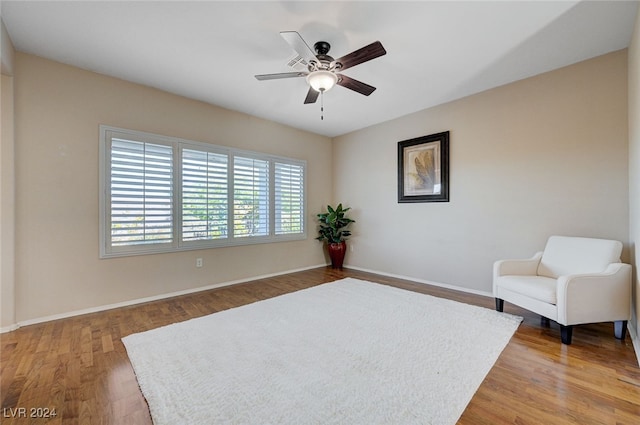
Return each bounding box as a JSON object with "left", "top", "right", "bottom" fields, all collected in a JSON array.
[{"left": 537, "top": 236, "right": 622, "bottom": 279}]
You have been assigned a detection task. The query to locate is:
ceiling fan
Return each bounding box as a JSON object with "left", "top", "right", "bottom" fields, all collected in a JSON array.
[{"left": 255, "top": 31, "right": 387, "bottom": 105}]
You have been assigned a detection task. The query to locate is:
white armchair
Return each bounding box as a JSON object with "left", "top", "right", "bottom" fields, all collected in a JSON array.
[{"left": 493, "top": 235, "right": 631, "bottom": 344}]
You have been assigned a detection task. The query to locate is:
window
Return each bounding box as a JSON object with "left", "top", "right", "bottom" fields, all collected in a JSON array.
[
  {"left": 275, "top": 162, "right": 304, "bottom": 235},
  {"left": 100, "top": 126, "right": 306, "bottom": 257},
  {"left": 233, "top": 156, "right": 269, "bottom": 237},
  {"left": 108, "top": 137, "right": 174, "bottom": 248},
  {"left": 182, "top": 149, "right": 228, "bottom": 242}
]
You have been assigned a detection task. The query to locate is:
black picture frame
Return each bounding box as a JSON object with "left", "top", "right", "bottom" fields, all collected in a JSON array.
[{"left": 398, "top": 131, "right": 449, "bottom": 203}]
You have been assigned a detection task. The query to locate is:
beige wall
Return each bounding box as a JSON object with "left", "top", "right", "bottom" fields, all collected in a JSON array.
[
  {"left": 628, "top": 7, "right": 640, "bottom": 344},
  {"left": 13, "top": 53, "right": 332, "bottom": 323},
  {"left": 333, "top": 50, "right": 629, "bottom": 294},
  {"left": 1, "top": 17, "right": 16, "bottom": 330},
  {"left": 1, "top": 73, "right": 15, "bottom": 330}
]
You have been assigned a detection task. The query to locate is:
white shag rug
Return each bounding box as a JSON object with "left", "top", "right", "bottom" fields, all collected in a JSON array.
[{"left": 123, "top": 278, "right": 522, "bottom": 425}]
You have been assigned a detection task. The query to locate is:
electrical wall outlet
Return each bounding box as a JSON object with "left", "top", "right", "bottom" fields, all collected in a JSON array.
[{"left": 196, "top": 258, "right": 203, "bottom": 268}]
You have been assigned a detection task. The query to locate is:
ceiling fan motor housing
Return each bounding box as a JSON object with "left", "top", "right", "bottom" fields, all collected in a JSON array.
[
  {"left": 314, "top": 41, "right": 331, "bottom": 55},
  {"left": 312, "top": 41, "right": 337, "bottom": 71}
]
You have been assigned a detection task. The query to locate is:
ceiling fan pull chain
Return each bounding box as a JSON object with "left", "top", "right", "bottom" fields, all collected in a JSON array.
[{"left": 321, "top": 90, "right": 324, "bottom": 120}]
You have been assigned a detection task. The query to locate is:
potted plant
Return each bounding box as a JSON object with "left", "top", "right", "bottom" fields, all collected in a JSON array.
[{"left": 316, "top": 203, "right": 355, "bottom": 269}]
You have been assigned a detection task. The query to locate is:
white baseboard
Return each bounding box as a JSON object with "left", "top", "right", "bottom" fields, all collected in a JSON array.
[
  {"left": 344, "top": 265, "right": 494, "bottom": 298},
  {"left": 0, "top": 323, "right": 19, "bottom": 333},
  {"left": 629, "top": 321, "right": 640, "bottom": 367},
  {"left": 1, "top": 263, "right": 328, "bottom": 333}
]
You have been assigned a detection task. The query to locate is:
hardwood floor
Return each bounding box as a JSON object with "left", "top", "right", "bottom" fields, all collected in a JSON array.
[{"left": 1, "top": 267, "right": 639, "bottom": 424}]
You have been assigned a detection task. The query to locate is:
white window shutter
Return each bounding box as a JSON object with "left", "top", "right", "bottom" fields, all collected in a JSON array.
[
  {"left": 274, "top": 162, "right": 304, "bottom": 235},
  {"left": 109, "top": 138, "right": 173, "bottom": 247},
  {"left": 182, "top": 149, "right": 228, "bottom": 242},
  {"left": 233, "top": 156, "right": 269, "bottom": 237}
]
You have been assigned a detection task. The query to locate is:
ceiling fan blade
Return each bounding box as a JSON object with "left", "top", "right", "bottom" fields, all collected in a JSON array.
[
  {"left": 335, "top": 41, "right": 386, "bottom": 71},
  {"left": 303, "top": 87, "right": 319, "bottom": 104},
  {"left": 255, "top": 72, "right": 307, "bottom": 81},
  {"left": 337, "top": 74, "right": 376, "bottom": 96},
  {"left": 280, "top": 31, "right": 319, "bottom": 66}
]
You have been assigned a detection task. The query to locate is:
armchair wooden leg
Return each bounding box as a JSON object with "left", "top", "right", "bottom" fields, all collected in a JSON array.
[
  {"left": 495, "top": 298, "right": 504, "bottom": 312},
  {"left": 560, "top": 325, "right": 573, "bottom": 345},
  {"left": 614, "top": 320, "right": 627, "bottom": 340}
]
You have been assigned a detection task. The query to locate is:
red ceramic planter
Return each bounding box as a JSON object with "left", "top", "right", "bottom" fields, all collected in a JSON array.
[{"left": 327, "top": 241, "right": 347, "bottom": 269}]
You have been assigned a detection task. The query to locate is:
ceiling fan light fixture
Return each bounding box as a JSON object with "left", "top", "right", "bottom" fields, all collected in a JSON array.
[{"left": 306, "top": 70, "right": 338, "bottom": 92}]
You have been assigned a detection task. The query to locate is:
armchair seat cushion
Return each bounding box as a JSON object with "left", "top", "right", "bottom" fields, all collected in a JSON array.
[{"left": 496, "top": 275, "right": 558, "bottom": 304}]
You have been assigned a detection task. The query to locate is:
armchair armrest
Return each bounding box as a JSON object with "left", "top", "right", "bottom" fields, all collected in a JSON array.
[
  {"left": 557, "top": 263, "right": 632, "bottom": 325},
  {"left": 493, "top": 252, "right": 543, "bottom": 278}
]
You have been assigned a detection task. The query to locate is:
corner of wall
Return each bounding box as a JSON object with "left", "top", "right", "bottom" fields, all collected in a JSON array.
[
  {"left": 1, "top": 18, "right": 15, "bottom": 76},
  {"left": 628, "top": 4, "right": 640, "bottom": 365},
  {"left": 2, "top": 20, "right": 19, "bottom": 330}
]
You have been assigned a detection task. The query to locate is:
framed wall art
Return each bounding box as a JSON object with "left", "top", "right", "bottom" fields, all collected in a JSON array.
[{"left": 397, "top": 131, "right": 449, "bottom": 203}]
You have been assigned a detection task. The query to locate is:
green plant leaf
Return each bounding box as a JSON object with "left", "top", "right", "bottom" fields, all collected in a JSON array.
[{"left": 315, "top": 203, "right": 355, "bottom": 243}]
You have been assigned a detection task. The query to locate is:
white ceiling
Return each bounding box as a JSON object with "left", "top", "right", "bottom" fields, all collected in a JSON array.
[{"left": 1, "top": 1, "right": 638, "bottom": 137}]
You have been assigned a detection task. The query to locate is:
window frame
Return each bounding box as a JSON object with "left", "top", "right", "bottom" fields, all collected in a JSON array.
[{"left": 99, "top": 125, "right": 307, "bottom": 258}]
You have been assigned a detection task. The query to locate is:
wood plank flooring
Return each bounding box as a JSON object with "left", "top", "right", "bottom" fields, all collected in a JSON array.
[{"left": 1, "top": 267, "right": 639, "bottom": 424}]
